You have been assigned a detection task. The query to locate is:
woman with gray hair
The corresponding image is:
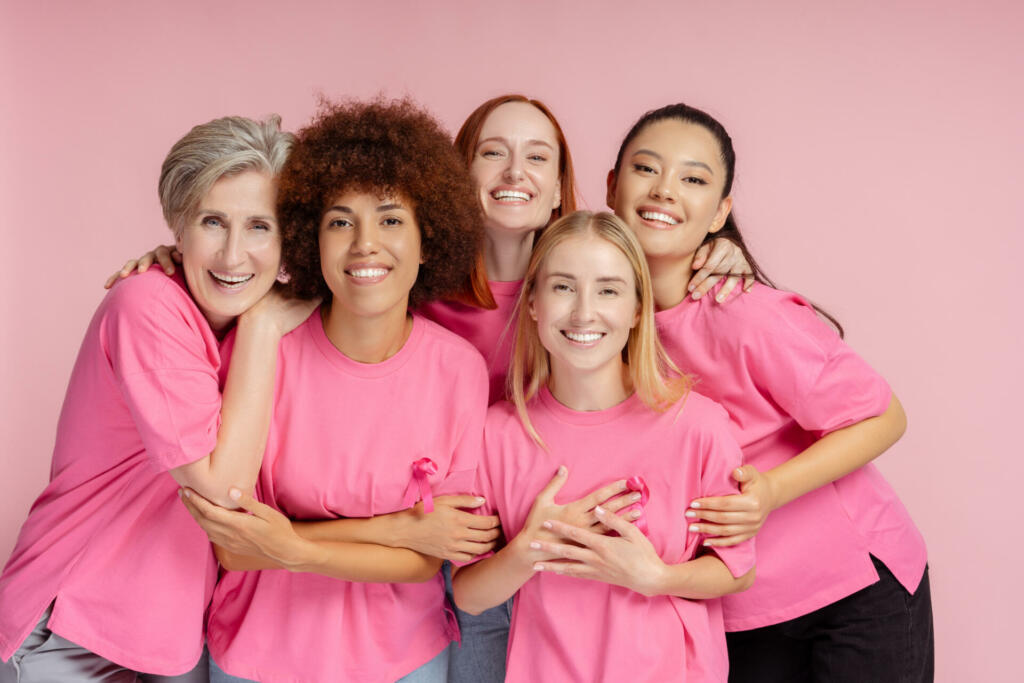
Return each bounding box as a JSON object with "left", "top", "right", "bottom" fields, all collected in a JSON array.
[{"left": 0, "top": 115, "right": 315, "bottom": 682}]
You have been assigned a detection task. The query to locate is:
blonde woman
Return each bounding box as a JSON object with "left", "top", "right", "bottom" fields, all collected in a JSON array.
[{"left": 453, "top": 211, "right": 755, "bottom": 682}]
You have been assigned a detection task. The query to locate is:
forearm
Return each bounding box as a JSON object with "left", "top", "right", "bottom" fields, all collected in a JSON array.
[
  {"left": 653, "top": 555, "right": 754, "bottom": 599},
  {"left": 765, "top": 395, "right": 906, "bottom": 510},
  {"left": 293, "top": 511, "right": 407, "bottom": 546},
  {"left": 171, "top": 315, "right": 281, "bottom": 506},
  {"left": 452, "top": 538, "right": 533, "bottom": 615}
]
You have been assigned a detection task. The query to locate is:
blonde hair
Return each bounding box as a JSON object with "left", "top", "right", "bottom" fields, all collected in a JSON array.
[
  {"left": 158, "top": 115, "right": 294, "bottom": 236},
  {"left": 508, "top": 210, "right": 692, "bottom": 446}
]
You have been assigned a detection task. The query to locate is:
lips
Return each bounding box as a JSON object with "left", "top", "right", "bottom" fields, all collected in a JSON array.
[
  {"left": 562, "top": 330, "right": 605, "bottom": 346},
  {"left": 208, "top": 271, "right": 255, "bottom": 289},
  {"left": 491, "top": 188, "right": 532, "bottom": 203},
  {"left": 344, "top": 263, "right": 391, "bottom": 284}
]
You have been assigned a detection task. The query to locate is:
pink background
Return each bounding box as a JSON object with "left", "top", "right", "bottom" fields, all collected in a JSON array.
[{"left": 2, "top": 1, "right": 1021, "bottom": 679}]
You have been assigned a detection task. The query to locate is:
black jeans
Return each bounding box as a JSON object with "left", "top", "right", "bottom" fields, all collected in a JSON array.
[{"left": 727, "top": 556, "right": 933, "bottom": 683}]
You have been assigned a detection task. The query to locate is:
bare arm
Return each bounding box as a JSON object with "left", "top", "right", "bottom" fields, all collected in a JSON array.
[
  {"left": 689, "top": 394, "right": 907, "bottom": 546},
  {"left": 168, "top": 290, "right": 318, "bottom": 508},
  {"left": 104, "top": 244, "right": 178, "bottom": 288},
  {"left": 182, "top": 489, "right": 441, "bottom": 583},
  {"left": 686, "top": 238, "right": 754, "bottom": 303}
]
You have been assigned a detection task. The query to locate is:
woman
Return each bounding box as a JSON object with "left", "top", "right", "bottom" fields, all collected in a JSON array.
[
  {"left": 595, "top": 103, "right": 932, "bottom": 681},
  {"left": 0, "top": 115, "right": 309, "bottom": 681},
  {"left": 182, "top": 99, "right": 490, "bottom": 683},
  {"left": 453, "top": 211, "right": 755, "bottom": 682}
]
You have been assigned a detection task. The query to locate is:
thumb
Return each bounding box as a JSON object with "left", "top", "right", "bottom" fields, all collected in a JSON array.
[
  {"left": 228, "top": 488, "right": 272, "bottom": 518},
  {"left": 436, "top": 494, "right": 488, "bottom": 509},
  {"left": 691, "top": 243, "right": 710, "bottom": 270},
  {"left": 732, "top": 465, "right": 759, "bottom": 486}
]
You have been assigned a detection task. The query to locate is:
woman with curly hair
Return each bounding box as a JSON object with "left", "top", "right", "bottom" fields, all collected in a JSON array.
[{"left": 178, "top": 99, "right": 490, "bottom": 683}]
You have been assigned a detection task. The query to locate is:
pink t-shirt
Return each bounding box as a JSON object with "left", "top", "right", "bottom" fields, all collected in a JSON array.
[
  {"left": 477, "top": 390, "right": 754, "bottom": 683},
  {"left": 206, "top": 312, "right": 487, "bottom": 683},
  {"left": 0, "top": 270, "right": 221, "bottom": 673},
  {"left": 656, "top": 283, "right": 927, "bottom": 631},
  {"left": 419, "top": 279, "right": 522, "bottom": 404}
]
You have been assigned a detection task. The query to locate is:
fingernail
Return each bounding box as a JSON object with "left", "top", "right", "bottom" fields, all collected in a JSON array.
[
  {"left": 529, "top": 541, "right": 541, "bottom": 550},
  {"left": 177, "top": 489, "right": 183, "bottom": 498},
  {"left": 183, "top": 489, "right": 191, "bottom": 499},
  {"left": 631, "top": 510, "right": 642, "bottom": 519},
  {"left": 595, "top": 505, "right": 606, "bottom": 516},
  {"left": 229, "top": 488, "right": 241, "bottom": 501},
  {"left": 542, "top": 521, "right": 553, "bottom": 529},
  {"left": 690, "top": 502, "right": 701, "bottom": 509},
  {"left": 691, "top": 291, "right": 702, "bottom": 300},
  {"left": 558, "top": 465, "right": 567, "bottom": 476},
  {"left": 687, "top": 283, "right": 695, "bottom": 292},
  {"left": 702, "top": 540, "right": 711, "bottom": 546},
  {"left": 689, "top": 524, "right": 699, "bottom": 533},
  {"left": 630, "top": 493, "right": 641, "bottom": 502},
  {"left": 685, "top": 510, "right": 697, "bottom": 518},
  {"left": 716, "top": 294, "right": 724, "bottom": 302},
  {"left": 533, "top": 563, "right": 544, "bottom": 571},
  {"left": 476, "top": 497, "right": 485, "bottom": 504}
]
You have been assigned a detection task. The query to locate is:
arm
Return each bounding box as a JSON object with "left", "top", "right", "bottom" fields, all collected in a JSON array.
[
  {"left": 532, "top": 507, "right": 754, "bottom": 599},
  {"left": 182, "top": 488, "right": 441, "bottom": 583},
  {"left": 104, "top": 244, "right": 179, "bottom": 288},
  {"left": 686, "top": 238, "right": 754, "bottom": 303},
  {"left": 168, "top": 289, "right": 318, "bottom": 508},
  {"left": 689, "top": 394, "right": 907, "bottom": 546}
]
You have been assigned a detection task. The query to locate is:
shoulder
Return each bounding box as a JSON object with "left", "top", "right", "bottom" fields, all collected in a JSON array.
[
  {"left": 415, "top": 314, "right": 488, "bottom": 376},
  {"left": 99, "top": 270, "right": 208, "bottom": 339},
  {"left": 667, "top": 389, "right": 732, "bottom": 433}
]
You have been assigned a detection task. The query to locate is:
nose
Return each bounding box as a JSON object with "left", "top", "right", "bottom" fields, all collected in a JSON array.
[
  {"left": 650, "top": 177, "right": 675, "bottom": 202},
  {"left": 503, "top": 152, "right": 525, "bottom": 182},
  {"left": 221, "top": 225, "right": 245, "bottom": 267},
  {"left": 570, "top": 290, "right": 595, "bottom": 325},
  {"left": 351, "top": 222, "right": 381, "bottom": 255}
]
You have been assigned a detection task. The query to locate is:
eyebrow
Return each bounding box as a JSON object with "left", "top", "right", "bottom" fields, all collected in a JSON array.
[
  {"left": 477, "top": 136, "right": 556, "bottom": 150},
  {"left": 547, "top": 272, "right": 628, "bottom": 284},
  {"left": 326, "top": 203, "right": 406, "bottom": 214},
  {"left": 632, "top": 149, "right": 714, "bottom": 174},
  {"left": 198, "top": 209, "right": 275, "bottom": 222}
]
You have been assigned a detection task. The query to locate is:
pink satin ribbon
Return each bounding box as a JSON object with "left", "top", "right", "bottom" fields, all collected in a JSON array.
[
  {"left": 402, "top": 457, "right": 439, "bottom": 513},
  {"left": 626, "top": 475, "right": 650, "bottom": 534}
]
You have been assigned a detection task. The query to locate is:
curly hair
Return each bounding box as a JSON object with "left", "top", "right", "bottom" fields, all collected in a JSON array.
[{"left": 278, "top": 98, "right": 483, "bottom": 308}]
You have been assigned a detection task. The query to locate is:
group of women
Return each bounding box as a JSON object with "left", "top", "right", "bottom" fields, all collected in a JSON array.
[{"left": 0, "top": 93, "right": 932, "bottom": 683}]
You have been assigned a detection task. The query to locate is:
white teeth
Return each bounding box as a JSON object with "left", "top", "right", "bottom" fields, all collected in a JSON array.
[
  {"left": 348, "top": 268, "right": 388, "bottom": 279},
  {"left": 564, "top": 331, "right": 603, "bottom": 343},
  {"left": 493, "top": 190, "right": 531, "bottom": 202},
  {"left": 639, "top": 211, "right": 679, "bottom": 225},
  {"left": 210, "top": 272, "right": 254, "bottom": 287}
]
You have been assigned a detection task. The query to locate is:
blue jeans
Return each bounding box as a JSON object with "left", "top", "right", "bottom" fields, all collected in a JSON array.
[
  {"left": 210, "top": 648, "right": 449, "bottom": 683},
  {"left": 443, "top": 562, "right": 511, "bottom": 683}
]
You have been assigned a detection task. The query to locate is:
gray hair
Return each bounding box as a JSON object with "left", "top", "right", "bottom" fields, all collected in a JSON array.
[{"left": 158, "top": 115, "right": 293, "bottom": 235}]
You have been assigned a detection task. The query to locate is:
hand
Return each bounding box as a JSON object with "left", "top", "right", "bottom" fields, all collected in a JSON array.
[
  {"left": 397, "top": 495, "right": 502, "bottom": 563},
  {"left": 508, "top": 466, "right": 640, "bottom": 567},
  {"left": 687, "top": 238, "right": 754, "bottom": 303},
  {"left": 531, "top": 505, "right": 668, "bottom": 597},
  {"left": 241, "top": 285, "right": 321, "bottom": 338},
  {"left": 103, "top": 245, "right": 179, "bottom": 289},
  {"left": 687, "top": 466, "right": 776, "bottom": 547},
  {"left": 179, "top": 487, "right": 312, "bottom": 570}
]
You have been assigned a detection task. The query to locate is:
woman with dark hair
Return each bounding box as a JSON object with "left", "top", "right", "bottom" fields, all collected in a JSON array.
[
  {"left": 0, "top": 115, "right": 311, "bottom": 681},
  {"left": 179, "top": 99, "right": 490, "bottom": 683},
  {"left": 560, "top": 103, "right": 931, "bottom": 681}
]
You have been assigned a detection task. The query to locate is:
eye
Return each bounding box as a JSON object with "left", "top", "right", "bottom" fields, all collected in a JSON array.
[
  {"left": 326, "top": 217, "right": 352, "bottom": 229},
  {"left": 481, "top": 149, "right": 505, "bottom": 159},
  {"left": 599, "top": 287, "right": 620, "bottom": 296},
  {"left": 632, "top": 163, "right": 656, "bottom": 174},
  {"left": 682, "top": 176, "right": 708, "bottom": 185},
  {"left": 528, "top": 153, "right": 548, "bottom": 163},
  {"left": 552, "top": 282, "right": 572, "bottom": 293},
  {"left": 251, "top": 222, "right": 271, "bottom": 232},
  {"left": 201, "top": 216, "right": 223, "bottom": 228},
  {"left": 382, "top": 216, "right": 403, "bottom": 227}
]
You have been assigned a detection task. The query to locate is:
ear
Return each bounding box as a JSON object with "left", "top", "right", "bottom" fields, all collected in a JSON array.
[
  {"left": 528, "top": 293, "right": 538, "bottom": 321},
  {"left": 605, "top": 169, "right": 617, "bottom": 210},
  {"left": 708, "top": 196, "right": 733, "bottom": 235},
  {"left": 174, "top": 226, "right": 185, "bottom": 252},
  {"left": 632, "top": 298, "right": 641, "bottom": 328},
  {"left": 552, "top": 177, "right": 562, "bottom": 211}
]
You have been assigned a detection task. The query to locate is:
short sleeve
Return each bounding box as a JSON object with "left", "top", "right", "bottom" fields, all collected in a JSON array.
[
  {"left": 103, "top": 275, "right": 222, "bottom": 471},
  {"left": 696, "top": 403, "right": 756, "bottom": 578},
  {"left": 741, "top": 291, "right": 891, "bottom": 436},
  {"left": 433, "top": 350, "right": 488, "bottom": 499}
]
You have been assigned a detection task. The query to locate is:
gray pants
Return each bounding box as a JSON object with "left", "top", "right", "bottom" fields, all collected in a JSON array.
[
  {"left": 0, "top": 606, "right": 209, "bottom": 683},
  {"left": 209, "top": 646, "right": 450, "bottom": 683}
]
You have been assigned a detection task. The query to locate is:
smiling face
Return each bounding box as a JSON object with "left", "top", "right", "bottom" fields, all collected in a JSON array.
[
  {"left": 175, "top": 170, "right": 281, "bottom": 332},
  {"left": 470, "top": 101, "right": 562, "bottom": 236},
  {"left": 607, "top": 118, "right": 732, "bottom": 268},
  {"left": 318, "top": 189, "right": 422, "bottom": 321},
  {"left": 529, "top": 233, "right": 639, "bottom": 381}
]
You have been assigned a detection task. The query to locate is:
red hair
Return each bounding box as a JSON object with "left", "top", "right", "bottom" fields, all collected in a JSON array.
[{"left": 451, "top": 94, "right": 578, "bottom": 308}]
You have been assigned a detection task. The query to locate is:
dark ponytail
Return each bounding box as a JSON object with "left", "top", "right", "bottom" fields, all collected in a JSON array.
[{"left": 614, "top": 103, "right": 844, "bottom": 337}]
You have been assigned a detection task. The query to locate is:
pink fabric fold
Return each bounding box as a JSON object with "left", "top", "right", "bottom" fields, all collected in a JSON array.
[{"left": 402, "top": 457, "right": 439, "bottom": 513}]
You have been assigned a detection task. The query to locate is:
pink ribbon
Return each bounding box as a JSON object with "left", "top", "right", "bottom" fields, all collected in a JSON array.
[
  {"left": 626, "top": 475, "right": 650, "bottom": 535},
  {"left": 402, "top": 457, "right": 439, "bottom": 513}
]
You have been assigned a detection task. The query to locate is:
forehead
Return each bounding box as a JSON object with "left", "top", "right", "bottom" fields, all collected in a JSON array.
[
  {"left": 200, "top": 170, "right": 277, "bottom": 210},
  {"left": 325, "top": 187, "right": 414, "bottom": 210},
  {"left": 479, "top": 101, "right": 559, "bottom": 146},
  {"left": 627, "top": 119, "right": 724, "bottom": 172},
  {"left": 543, "top": 234, "right": 635, "bottom": 281}
]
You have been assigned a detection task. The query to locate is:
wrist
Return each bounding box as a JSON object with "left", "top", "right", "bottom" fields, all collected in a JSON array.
[
  {"left": 287, "top": 537, "right": 327, "bottom": 573},
  {"left": 636, "top": 557, "right": 673, "bottom": 597},
  {"left": 238, "top": 308, "right": 286, "bottom": 340},
  {"left": 505, "top": 533, "right": 538, "bottom": 571}
]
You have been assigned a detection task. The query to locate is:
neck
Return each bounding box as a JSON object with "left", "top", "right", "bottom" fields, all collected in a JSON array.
[
  {"left": 648, "top": 252, "right": 697, "bottom": 311},
  {"left": 321, "top": 300, "right": 412, "bottom": 364},
  {"left": 548, "top": 358, "right": 632, "bottom": 412},
  {"left": 484, "top": 227, "right": 537, "bottom": 282}
]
